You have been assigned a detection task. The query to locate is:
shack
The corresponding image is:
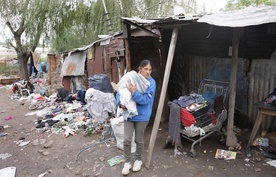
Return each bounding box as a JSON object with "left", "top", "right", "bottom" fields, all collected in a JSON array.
[
  {"left": 47, "top": 25, "right": 165, "bottom": 114},
  {"left": 47, "top": 6, "right": 276, "bottom": 132},
  {"left": 46, "top": 5, "right": 276, "bottom": 161},
  {"left": 120, "top": 5, "right": 276, "bottom": 167}
]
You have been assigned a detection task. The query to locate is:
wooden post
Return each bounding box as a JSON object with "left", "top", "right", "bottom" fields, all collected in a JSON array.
[
  {"left": 123, "top": 23, "right": 131, "bottom": 72},
  {"left": 226, "top": 27, "right": 244, "bottom": 147},
  {"left": 103, "top": 47, "right": 109, "bottom": 77},
  {"left": 145, "top": 27, "right": 179, "bottom": 169}
]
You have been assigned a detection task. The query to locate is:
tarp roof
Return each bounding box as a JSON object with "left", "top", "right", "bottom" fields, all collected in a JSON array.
[
  {"left": 121, "top": 6, "right": 276, "bottom": 28},
  {"left": 197, "top": 6, "right": 276, "bottom": 27}
]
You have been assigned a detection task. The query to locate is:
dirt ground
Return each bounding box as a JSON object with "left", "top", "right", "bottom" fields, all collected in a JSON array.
[{"left": 0, "top": 87, "right": 276, "bottom": 177}]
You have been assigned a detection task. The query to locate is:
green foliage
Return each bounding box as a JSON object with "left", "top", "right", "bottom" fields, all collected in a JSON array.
[
  {"left": 1, "top": 0, "right": 198, "bottom": 54},
  {"left": 50, "top": 0, "right": 180, "bottom": 53},
  {"left": 225, "top": 0, "right": 276, "bottom": 10},
  {"left": 0, "top": 0, "right": 67, "bottom": 79},
  {"left": 0, "top": 65, "right": 19, "bottom": 76},
  {"left": 0, "top": 0, "right": 61, "bottom": 51}
]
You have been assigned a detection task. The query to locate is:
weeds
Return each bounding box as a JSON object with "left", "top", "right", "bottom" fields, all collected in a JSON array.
[{"left": 0, "top": 65, "right": 20, "bottom": 76}]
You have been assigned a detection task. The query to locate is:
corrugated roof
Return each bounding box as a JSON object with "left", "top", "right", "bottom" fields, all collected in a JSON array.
[
  {"left": 121, "top": 17, "right": 158, "bottom": 25},
  {"left": 197, "top": 6, "right": 276, "bottom": 27},
  {"left": 122, "top": 15, "right": 201, "bottom": 28}
]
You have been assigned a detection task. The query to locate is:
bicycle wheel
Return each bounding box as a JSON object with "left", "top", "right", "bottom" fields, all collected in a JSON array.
[{"left": 37, "top": 102, "right": 46, "bottom": 109}]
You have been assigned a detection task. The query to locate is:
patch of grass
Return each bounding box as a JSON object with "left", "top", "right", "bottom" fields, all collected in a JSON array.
[{"left": 0, "top": 65, "right": 20, "bottom": 76}]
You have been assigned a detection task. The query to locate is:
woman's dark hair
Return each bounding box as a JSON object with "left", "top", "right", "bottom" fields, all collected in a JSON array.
[{"left": 138, "top": 59, "right": 151, "bottom": 69}]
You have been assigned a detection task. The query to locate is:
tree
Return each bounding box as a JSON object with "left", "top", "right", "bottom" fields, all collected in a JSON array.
[
  {"left": 0, "top": 0, "right": 200, "bottom": 78},
  {"left": 0, "top": 0, "right": 68, "bottom": 79},
  {"left": 50, "top": 0, "right": 197, "bottom": 52},
  {"left": 225, "top": 0, "right": 276, "bottom": 11}
]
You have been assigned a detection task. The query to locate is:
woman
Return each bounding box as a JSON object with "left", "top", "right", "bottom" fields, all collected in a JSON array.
[{"left": 116, "top": 60, "right": 156, "bottom": 175}]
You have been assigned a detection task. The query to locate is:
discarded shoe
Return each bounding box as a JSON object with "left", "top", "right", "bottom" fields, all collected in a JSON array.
[
  {"left": 132, "top": 160, "right": 142, "bottom": 172},
  {"left": 121, "top": 162, "right": 132, "bottom": 175}
]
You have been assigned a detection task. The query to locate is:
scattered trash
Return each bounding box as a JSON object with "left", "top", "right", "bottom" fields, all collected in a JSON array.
[
  {"left": 254, "top": 168, "right": 262, "bottom": 172},
  {"left": 38, "top": 170, "right": 52, "bottom": 177},
  {"left": 3, "top": 125, "right": 11, "bottom": 129},
  {"left": 208, "top": 166, "right": 214, "bottom": 170},
  {"left": 18, "top": 141, "right": 30, "bottom": 147},
  {"left": 0, "top": 132, "right": 7, "bottom": 137},
  {"left": 244, "top": 158, "right": 250, "bottom": 162},
  {"left": 236, "top": 141, "right": 242, "bottom": 150},
  {"left": 0, "top": 125, "right": 4, "bottom": 132},
  {"left": 4, "top": 116, "right": 14, "bottom": 121},
  {"left": 0, "top": 167, "right": 16, "bottom": 177},
  {"left": 174, "top": 146, "right": 183, "bottom": 156},
  {"left": 215, "top": 149, "right": 237, "bottom": 160},
  {"left": 266, "top": 159, "right": 276, "bottom": 168},
  {"left": 107, "top": 154, "right": 125, "bottom": 166},
  {"left": 249, "top": 157, "right": 262, "bottom": 163},
  {"left": 63, "top": 126, "right": 76, "bottom": 137},
  {"left": 0, "top": 153, "right": 12, "bottom": 160},
  {"left": 252, "top": 137, "right": 269, "bottom": 147},
  {"left": 245, "top": 163, "right": 250, "bottom": 167}
]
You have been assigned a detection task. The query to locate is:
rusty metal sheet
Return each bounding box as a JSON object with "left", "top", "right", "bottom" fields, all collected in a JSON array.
[{"left": 61, "top": 51, "right": 86, "bottom": 76}]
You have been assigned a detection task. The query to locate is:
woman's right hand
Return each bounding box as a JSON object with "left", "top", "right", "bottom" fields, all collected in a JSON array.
[{"left": 120, "top": 104, "right": 127, "bottom": 111}]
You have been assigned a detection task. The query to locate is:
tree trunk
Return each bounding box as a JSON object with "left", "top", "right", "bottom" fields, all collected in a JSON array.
[{"left": 18, "top": 51, "right": 30, "bottom": 80}]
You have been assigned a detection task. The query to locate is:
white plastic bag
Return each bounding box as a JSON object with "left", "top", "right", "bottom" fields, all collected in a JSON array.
[{"left": 110, "top": 116, "right": 136, "bottom": 153}]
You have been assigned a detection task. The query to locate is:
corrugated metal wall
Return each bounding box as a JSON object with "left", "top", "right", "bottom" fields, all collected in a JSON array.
[
  {"left": 174, "top": 51, "right": 276, "bottom": 132},
  {"left": 248, "top": 50, "right": 276, "bottom": 132},
  {"left": 163, "top": 23, "right": 276, "bottom": 133}
]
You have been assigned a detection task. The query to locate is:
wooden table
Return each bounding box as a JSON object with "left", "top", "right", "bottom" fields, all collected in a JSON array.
[{"left": 246, "top": 101, "right": 276, "bottom": 156}]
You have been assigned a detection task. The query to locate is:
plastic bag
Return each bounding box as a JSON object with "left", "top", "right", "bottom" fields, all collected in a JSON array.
[
  {"left": 110, "top": 116, "right": 136, "bottom": 153},
  {"left": 88, "top": 74, "right": 114, "bottom": 93}
]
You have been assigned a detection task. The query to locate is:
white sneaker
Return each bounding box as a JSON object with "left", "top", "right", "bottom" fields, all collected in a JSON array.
[
  {"left": 132, "top": 160, "right": 142, "bottom": 172},
  {"left": 121, "top": 162, "right": 132, "bottom": 175}
]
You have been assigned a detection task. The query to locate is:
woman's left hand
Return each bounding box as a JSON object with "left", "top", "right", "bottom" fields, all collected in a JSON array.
[{"left": 127, "top": 80, "right": 137, "bottom": 93}]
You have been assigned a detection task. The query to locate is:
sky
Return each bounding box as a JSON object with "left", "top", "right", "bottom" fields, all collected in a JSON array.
[{"left": 196, "top": 0, "right": 229, "bottom": 13}]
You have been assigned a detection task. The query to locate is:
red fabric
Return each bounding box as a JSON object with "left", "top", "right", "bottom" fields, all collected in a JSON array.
[
  {"left": 207, "top": 112, "right": 217, "bottom": 124},
  {"left": 33, "top": 94, "right": 44, "bottom": 100},
  {"left": 180, "top": 108, "right": 196, "bottom": 126}
]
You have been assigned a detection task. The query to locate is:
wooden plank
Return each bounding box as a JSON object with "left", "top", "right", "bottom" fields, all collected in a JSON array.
[
  {"left": 0, "top": 77, "right": 19, "bottom": 85},
  {"left": 145, "top": 27, "right": 180, "bottom": 169},
  {"left": 123, "top": 23, "right": 131, "bottom": 72}
]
